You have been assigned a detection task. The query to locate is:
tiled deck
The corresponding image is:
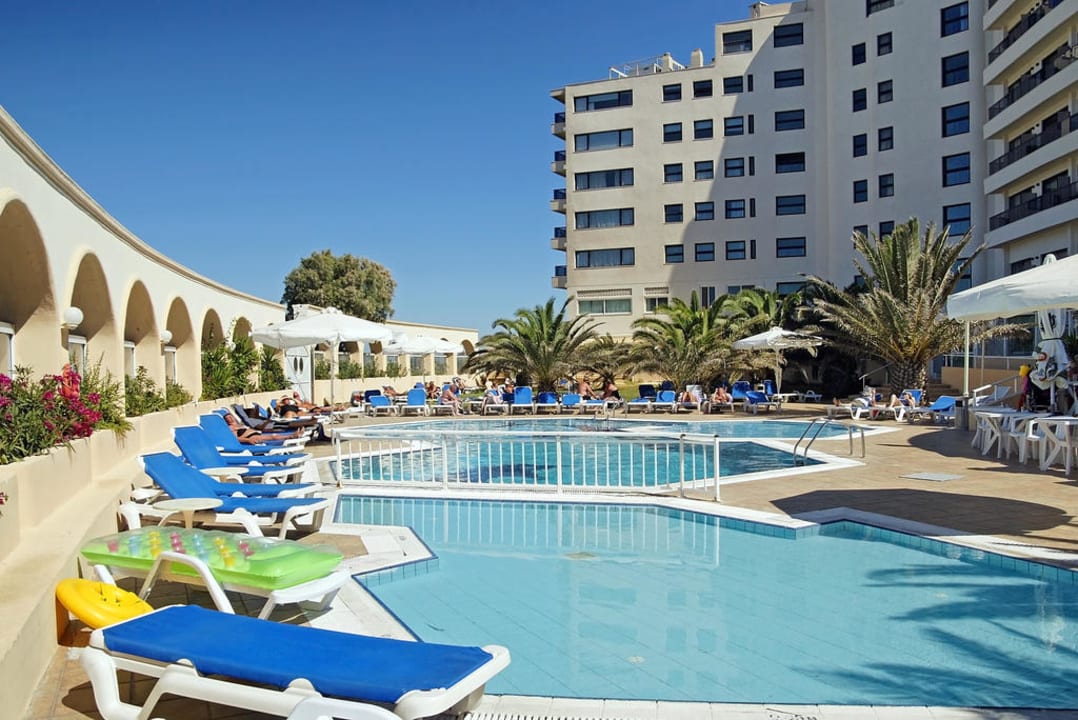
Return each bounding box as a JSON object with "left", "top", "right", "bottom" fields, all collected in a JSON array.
[{"left": 26, "top": 404, "right": 1078, "bottom": 719}]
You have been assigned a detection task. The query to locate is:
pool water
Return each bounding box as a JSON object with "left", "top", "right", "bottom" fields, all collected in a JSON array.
[
  {"left": 367, "top": 417, "right": 849, "bottom": 439},
  {"left": 340, "top": 497, "right": 1078, "bottom": 707}
]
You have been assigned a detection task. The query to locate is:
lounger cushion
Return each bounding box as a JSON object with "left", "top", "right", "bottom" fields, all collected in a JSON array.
[{"left": 100, "top": 605, "right": 495, "bottom": 703}]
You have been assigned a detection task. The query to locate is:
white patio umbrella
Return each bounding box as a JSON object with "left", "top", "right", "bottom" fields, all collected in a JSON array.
[
  {"left": 383, "top": 334, "right": 463, "bottom": 356},
  {"left": 732, "top": 326, "right": 823, "bottom": 394}
]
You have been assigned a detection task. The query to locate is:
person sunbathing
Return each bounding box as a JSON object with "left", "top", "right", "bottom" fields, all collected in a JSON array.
[
  {"left": 440, "top": 383, "right": 462, "bottom": 415},
  {"left": 481, "top": 384, "right": 505, "bottom": 412},
  {"left": 233, "top": 424, "right": 305, "bottom": 444}
]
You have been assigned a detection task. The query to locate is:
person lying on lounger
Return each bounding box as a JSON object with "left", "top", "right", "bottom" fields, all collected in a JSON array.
[{"left": 233, "top": 424, "right": 306, "bottom": 444}]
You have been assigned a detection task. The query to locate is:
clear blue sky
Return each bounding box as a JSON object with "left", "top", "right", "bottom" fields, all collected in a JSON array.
[{"left": 2, "top": 1, "right": 743, "bottom": 332}]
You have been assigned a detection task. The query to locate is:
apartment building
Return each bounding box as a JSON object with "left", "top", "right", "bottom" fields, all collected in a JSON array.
[{"left": 549, "top": 0, "right": 1008, "bottom": 337}]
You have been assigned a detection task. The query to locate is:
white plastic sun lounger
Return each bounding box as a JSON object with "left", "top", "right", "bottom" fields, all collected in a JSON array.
[{"left": 81, "top": 604, "right": 511, "bottom": 720}]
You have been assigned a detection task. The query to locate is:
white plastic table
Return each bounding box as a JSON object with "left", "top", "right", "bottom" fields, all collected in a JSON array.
[
  {"left": 153, "top": 498, "right": 223, "bottom": 529},
  {"left": 198, "top": 466, "right": 248, "bottom": 480}
]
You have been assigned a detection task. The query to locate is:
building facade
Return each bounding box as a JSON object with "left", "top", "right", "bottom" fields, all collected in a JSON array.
[{"left": 550, "top": 0, "right": 1074, "bottom": 338}]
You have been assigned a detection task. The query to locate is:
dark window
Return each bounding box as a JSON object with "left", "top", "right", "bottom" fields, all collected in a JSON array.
[
  {"left": 700, "top": 286, "right": 717, "bottom": 307},
  {"left": 853, "top": 179, "right": 868, "bottom": 203},
  {"left": 664, "top": 163, "right": 683, "bottom": 183},
  {"left": 853, "top": 225, "right": 869, "bottom": 238},
  {"left": 575, "top": 208, "right": 635, "bottom": 229},
  {"left": 879, "top": 220, "right": 895, "bottom": 237},
  {"left": 776, "top": 237, "right": 807, "bottom": 257},
  {"left": 725, "top": 199, "right": 746, "bottom": 219},
  {"left": 726, "top": 240, "right": 746, "bottom": 260},
  {"left": 723, "top": 76, "right": 744, "bottom": 94},
  {"left": 645, "top": 297, "right": 669, "bottom": 313},
  {"left": 695, "top": 202, "right": 716, "bottom": 221},
  {"left": 748, "top": 156, "right": 755, "bottom": 175},
  {"left": 866, "top": 0, "right": 894, "bottom": 15},
  {"left": 663, "top": 123, "right": 683, "bottom": 142},
  {"left": 878, "top": 126, "right": 894, "bottom": 151},
  {"left": 723, "top": 29, "right": 753, "bottom": 54},
  {"left": 877, "top": 32, "right": 892, "bottom": 56},
  {"left": 575, "top": 247, "right": 635, "bottom": 267},
  {"left": 724, "top": 157, "right": 745, "bottom": 177},
  {"left": 695, "top": 243, "right": 716, "bottom": 262},
  {"left": 724, "top": 116, "right": 745, "bottom": 136},
  {"left": 943, "top": 152, "right": 971, "bottom": 186},
  {"left": 775, "top": 152, "right": 805, "bottom": 173},
  {"left": 693, "top": 80, "right": 713, "bottom": 98},
  {"left": 877, "top": 79, "right": 893, "bottom": 103},
  {"left": 941, "top": 103, "right": 969, "bottom": 136},
  {"left": 775, "top": 109, "right": 805, "bottom": 131},
  {"left": 748, "top": 114, "right": 755, "bottom": 134},
  {"left": 575, "top": 168, "right": 634, "bottom": 190},
  {"left": 574, "top": 129, "right": 633, "bottom": 152},
  {"left": 942, "top": 52, "right": 969, "bottom": 86},
  {"left": 574, "top": 90, "right": 633, "bottom": 112},
  {"left": 664, "top": 204, "right": 683, "bottom": 223},
  {"left": 776, "top": 194, "right": 806, "bottom": 215},
  {"left": 694, "top": 119, "right": 714, "bottom": 140},
  {"left": 941, "top": 3, "right": 969, "bottom": 36},
  {"left": 663, "top": 84, "right": 682, "bottom": 102},
  {"left": 774, "top": 23, "right": 803, "bottom": 47},
  {"left": 943, "top": 202, "right": 971, "bottom": 235},
  {"left": 878, "top": 173, "right": 894, "bottom": 197},
  {"left": 694, "top": 160, "right": 714, "bottom": 180},
  {"left": 776, "top": 281, "right": 806, "bottom": 295},
  {"left": 853, "top": 133, "right": 868, "bottom": 157},
  {"left": 853, "top": 88, "right": 867, "bottom": 112},
  {"left": 665, "top": 245, "right": 684, "bottom": 263},
  {"left": 852, "top": 43, "right": 866, "bottom": 65},
  {"left": 774, "top": 69, "right": 804, "bottom": 88}
]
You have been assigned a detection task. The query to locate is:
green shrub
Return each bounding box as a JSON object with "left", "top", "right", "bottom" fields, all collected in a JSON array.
[
  {"left": 338, "top": 359, "right": 364, "bottom": 379},
  {"left": 363, "top": 360, "right": 379, "bottom": 377},
  {"left": 258, "top": 346, "right": 288, "bottom": 392},
  {"left": 314, "top": 358, "right": 332, "bottom": 380},
  {"left": 201, "top": 336, "right": 258, "bottom": 400},
  {"left": 81, "top": 359, "right": 131, "bottom": 434},
  {"left": 165, "top": 380, "right": 193, "bottom": 407},
  {"left": 384, "top": 360, "right": 404, "bottom": 378},
  {"left": 124, "top": 366, "right": 166, "bottom": 417}
]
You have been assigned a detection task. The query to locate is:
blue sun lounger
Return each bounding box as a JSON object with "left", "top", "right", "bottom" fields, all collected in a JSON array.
[{"left": 81, "top": 605, "right": 511, "bottom": 720}]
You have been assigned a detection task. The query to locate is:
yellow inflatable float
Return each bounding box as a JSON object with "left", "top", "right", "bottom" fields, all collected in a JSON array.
[{"left": 55, "top": 578, "right": 153, "bottom": 629}]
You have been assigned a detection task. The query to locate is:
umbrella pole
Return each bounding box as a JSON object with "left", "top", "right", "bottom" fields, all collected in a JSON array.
[{"left": 962, "top": 321, "right": 970, "bottom": 398}]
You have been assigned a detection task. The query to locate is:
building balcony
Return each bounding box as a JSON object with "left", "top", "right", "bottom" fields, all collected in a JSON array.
[
  {"left": 550, "top": 188, "right": 566, "bottom": 213},
  {"left": 989, "top": 112, "right": 1077, "bottom": 175},
  {"left": 551, "top": 112, "right": 566, "bottom": 138},
  {"left": 988, "top": 51, "right": 1074, "bottom": 120},
  {"left": 552, "top": 264, "right": 567, "bottom": 289},
  {"left": 987, "top": 0, "right": 1064, "bottom": 65},
  {"left": 988, "top": 178, "right": 1077, "bottom": 230},
  {"left": 551, "top": 149, "right": 566, "bottom": 176},
  {"left": 551, "top": 225, "right": 567, "bottom": 251}
]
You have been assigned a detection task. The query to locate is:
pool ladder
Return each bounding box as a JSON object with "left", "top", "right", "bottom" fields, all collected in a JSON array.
[{"left": 792, "top": 417, "right": 866, "bottom": 465}]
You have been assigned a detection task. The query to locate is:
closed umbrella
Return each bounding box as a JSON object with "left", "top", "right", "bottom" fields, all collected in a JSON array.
[{"left": 732, "top": 327, "right": 823, "bottom": 394}]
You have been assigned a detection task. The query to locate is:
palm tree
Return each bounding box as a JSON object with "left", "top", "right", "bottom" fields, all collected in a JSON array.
[
  {"left": 804, "top": 218, "right": 993, "bottom": 395},
  {"left": 462, "top": 297, "right": 599, "bottom": 392},
  {"left": 576, "top": 335, "right": 631, "bottom": 389},
  {"left": 629, "top": 292, "right": 737, "bottom": 390},
  {"left": 727, "top": 287, "right": 805, "bottom": 333}
]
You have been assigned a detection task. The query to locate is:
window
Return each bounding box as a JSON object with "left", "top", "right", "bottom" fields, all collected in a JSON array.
[
  {"left": 693, "top": 80, "right": 713, "bottom": 98},
  {"left": 852, "top": 43, "right": 866, "bottom": 65},
  {"left": 879, "top": 220, "right": 895, "bottom": 237},
  {"left": 853, "top": 133, "right": 868, "bottom": 157},
  {"left": 575, "top": 168, "right": 634, "bottom": 190},
  {"left": 694, "top": 160, "right": 714, "bottom": 180},
  {"left": 724, "top": 199, "right": 745, "bottom": 219},
  {"left": 696, "top": 202, "right": 716, "bottom": 221},
  {"left": 878, "top": 173, "right": 894, "bottom": 197},
  {"left": 942, "top": 152, "right": 970, "bottom": 186},
  {"left": 877, "top": 32, "right": 892, "bottom": 56},
  {"left": 575, "top": 208, "right": 635, "bottom": 229},
  {"left": 575, "top": 129, "right": 633, "bottom": 152},
  {"left": 695, "top": 243, "right": 715, "bottom": 262},
  {"left": 663, "top": 123, "right": 683, "bottom": 142},
  {"left": 776, "top": 281, "right": 806, "bottom": 296},
  {"left": 878, "top": 126, "right": 894, "bottom": 151},
  {"left": 775, "top": 152, "right": 805, "bottom": 173},
  {"left": 941, "top": 102, "right": 969, "bottom": 137},
  {"left": 67, "top": 334, "right": 87, "bottom": 375},
  {"left": 722, "top": 29, "right": 752, "bottom": 54},
  {"left": 726, "top": 241, "right": 746, "bottom": 260},
  {"left": 774, "top": 23, "right": 803, "bottom": 47},
  {"left": 694, "top": 119, "right": 714, "bottom": 140},
  {"left": 574, "top": 90, "right": 632, "bottom": 112},
  {"left": 0, "top": 322, "right": 14, "bottom": 377},
  {"left": 663, "top": 84, "right": 682, "bottom": 102},
  {"left": 943, "top": 202, "right": 971, "bottom": 235},
  {"left": 776, "top": 237, "right": 807, "bottom": 257},
  {"left": 941, "top": 52, "right": 969, "bottom": 86},
  {"left": 575, "top": 247, "right": 635, "bottom": 267},
  {"left": 866, "top": 0, "right": 894, "bottom": 14},
  {"left": 953, "top": 259, "right": 972, "bottom": 292},
  {"left": 579, "top": 298, "right": 631, "bottom": 315},
  {"left": 852, "top": 89, "right": 867, "bottom": 112},
  {"left": 645, "top": 297, "right": 669, "bottom": 313},
  {"left": 853, "top": 225, "right": 869, "bottom": 238},
  {"left": 700, "top": 286, "right": 717, "bottom": 308},
  {"left": 665, "top": 244, "right": 684, "bottom": 263},
  {"left": 877, "top": 79, "right": 893, "bottom": 104},
  {"left": 853, "top": 179, "right": 868, "bottom": 203},
  {"left": 774, "top": 109, "right": 805, "bottom": 131},
  {"left": 723, "top": 76, "right": 744, "bottom": 94},
  {"left": 724, "top": 157, "right": 745, "bottom": 177},
  {"left": 724, "top": 116, "right": 745, "bottom": 136},
  {"left": 664, "top": 163, "right": 683, "bottom": 183},
  {"left": 773, "top": 69, "right": 804, "bottom": 88},
  {"left": 776, "top": 194, "right": 806, "bottom": 215},
  {"left": 941, "top": 3, "right": 969, "bottom": 36},
  {"left": 665, "top": 204, "right": 684, "bottom": 223}
]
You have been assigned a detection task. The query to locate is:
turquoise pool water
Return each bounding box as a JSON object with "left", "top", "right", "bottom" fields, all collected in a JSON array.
[
  {"left": 340, "top": 497, "right": 1078, "bottom": 707},
  {"left": 366, "top": 417, "right": 849, "bottom": 439}
]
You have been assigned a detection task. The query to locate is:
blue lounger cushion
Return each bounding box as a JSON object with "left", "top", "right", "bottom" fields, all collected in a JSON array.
[{"left": 101, "top": 605, "right": 495, "bottom": 703}]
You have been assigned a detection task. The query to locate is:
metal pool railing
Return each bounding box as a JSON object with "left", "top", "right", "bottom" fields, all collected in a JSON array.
[{"left": 333, "top": 427, "right": 724, "bottom": 500}]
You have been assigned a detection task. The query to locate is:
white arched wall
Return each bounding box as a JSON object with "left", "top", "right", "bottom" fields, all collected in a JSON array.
[
  {"left": 0, "top": 191, "right": 59, "bottom": 372},
  {"left": 122, "top": 280, "right": 161, "bottom": 385},
  {"left": 65, "top": 251, "right": 120, "bottom": 375}
]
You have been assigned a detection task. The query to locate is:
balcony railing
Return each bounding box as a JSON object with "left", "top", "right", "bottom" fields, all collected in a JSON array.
[
  {"left": 553, "top": 112, "right": 565, "bottom": 124},
  {"left": 552, "top": 188, "right": 566, "bottom": 200},
  {"left": 554, "top": 150, "right": 566, "bottom": 162},
  {"left": 988, "top": 0, "right": 1064, "bottom": 64},
  {"left": 988, "top": 52, "right": 1074, "bottom": 119},
  {"left": 989, "top": 112, "right": 1078, "bottom": 175},
  {"left": 554, "top": 225, "right": 566, "bottom": 238},
  {"left": 553, "top": 264, "right": 567, "bottom": 277},
  {"left": 989, "top": 178, "right": 1077, "bottom": 230}
]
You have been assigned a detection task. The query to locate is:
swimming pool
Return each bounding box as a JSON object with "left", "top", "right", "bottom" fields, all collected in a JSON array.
[
  {"left": 364, "top": 417, "right": 850, "bottom": 439},
  {"left": 340, "top": 496, "right": 1078, "bottom": 707}
]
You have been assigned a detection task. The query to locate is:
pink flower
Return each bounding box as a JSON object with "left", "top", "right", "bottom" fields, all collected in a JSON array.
[{"left": 0, "top": 375, "right": 10, "bottom": 391}]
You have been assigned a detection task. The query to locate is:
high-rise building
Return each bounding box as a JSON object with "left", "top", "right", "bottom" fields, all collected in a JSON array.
[{"left": 550, "top": 0, "right": 1075, "bottom": 338}]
